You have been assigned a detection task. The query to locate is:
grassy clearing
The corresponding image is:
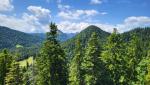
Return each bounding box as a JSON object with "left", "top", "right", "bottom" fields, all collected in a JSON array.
[{"left": 18, "top": 57, "right": 33, "bottom": 67}]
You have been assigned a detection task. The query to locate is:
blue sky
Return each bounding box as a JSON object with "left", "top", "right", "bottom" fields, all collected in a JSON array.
[{"left": 0, "top": 0, "right": 150, "bottom": 33}]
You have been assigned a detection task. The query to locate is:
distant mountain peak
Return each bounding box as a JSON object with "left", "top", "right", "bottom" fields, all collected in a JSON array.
[
  {"left": 86, "top": 25, "right": 100, "bottom": 28},
  {"left": 81, "top": 25, "right": 105, "bottom": 33}
]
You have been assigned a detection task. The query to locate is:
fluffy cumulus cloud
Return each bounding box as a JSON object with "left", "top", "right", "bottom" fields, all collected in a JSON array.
[
  {"left": 117, "top": 16, "right": 150, "bottom": 32},
  {"left": 0, "top": 13, "right": 49, "bottom": 33},
  {"left": 57, "top": 21, "right": 115, "bottom": 33},
  {"left": 0, "top": 0, "right": 14, "bottom": 12},
  {"left": 27, "top": 6, "right": 51, "bottom": 18},
  {"left": 58, "top": 9, "right": 99, "bottom": 20},
  {"left": 0, "top": 6, "right": 51, "bottom": 33},
  {"left": 57, "top": 3, "right": 107, "bottom": 21},
  {"left": 90, "top": 0, "right": 102, "bottom": 4}
]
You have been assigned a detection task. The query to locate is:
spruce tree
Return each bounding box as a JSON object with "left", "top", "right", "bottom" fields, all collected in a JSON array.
[
  {"left": 101, "top": 31, "right": 127, "bottom": 85},
  {"left": 5, "top": 61, "right": 23, "bottom": 85},
  {"left": 0, "top": 49, "right": 12, "bottom": 85},
  {"left": 81, "top": 32, "right": 103, "bottom": 85},
  {"left": 126, "top": 34, "right": 144, "bottom": 84},
  {"left": 69, "top": 39, "right": 83, "bottom": 85},
  {"left": 36, "top": 22, "right": 68, "bottom": 85}
]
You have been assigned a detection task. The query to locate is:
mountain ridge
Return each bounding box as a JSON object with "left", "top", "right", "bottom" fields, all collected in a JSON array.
[
  {"left": 62, "top": 25, "right": 111, "bottom": 58},
  {"left": 0, "top": 26, "right": 43, "bottom": 49}
]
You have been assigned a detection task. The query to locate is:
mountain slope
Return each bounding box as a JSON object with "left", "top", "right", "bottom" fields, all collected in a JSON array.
[
  {"left": 0, "top": 26, "right": 43, "bottom": 49},
  {"left": 122, "top": 27, "right": 150, "bottom": 42},
  {"left": 122, "top": 27, "right": 150, "bottom": 54},
  {"left": 62, "top": 25, "right": 110, "bottom": 58}
]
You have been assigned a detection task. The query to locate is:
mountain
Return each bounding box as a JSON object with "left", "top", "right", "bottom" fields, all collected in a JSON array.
[
  {"left": 62, "top": 25, "right": 111, "bottom": 58},
  {"left": 122, "top": 27, "right": 150, "bottom": 54},
  {"left": 0, "top": 26, "right": 43, "bottom": 49},
  {"left": 122, "top": 27, "right": 150, "bottom": 42},
  {"left": 62, "top": 26, "right": 150, "bottom": 59},
  {"left": 31, "top": 30, "right": 77, "bottom": 42}
]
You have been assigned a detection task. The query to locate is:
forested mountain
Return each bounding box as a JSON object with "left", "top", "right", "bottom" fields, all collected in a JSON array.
[
  {"left": 122, "top": 27, "right": 150, "bottom": 56},
  {"left": 1, "top": 23, "right": 150, "bottom": 85},
  {"left": 62, "top": 26, "right": 150, "bottom": 59},
  {"left": 62, "top": 25, "right": 110, "bottom": 58},
  {"left": 122, "top": 27, "right": 150, "bottom": 45},
  {"left": 0, "top": 26, "right": 43, "bottom": 49}
]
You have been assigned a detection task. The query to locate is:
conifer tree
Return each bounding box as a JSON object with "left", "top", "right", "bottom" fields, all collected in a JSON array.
[
  {"left": 81, "top": 32, "right": 103, "bottom": 85},
  {"left": 5, "top": 61, "right": 23, "bottom": 85},
  {"left": 36, "top": 22, "right": 68, "bottom": 85},
  {"left": 0, "top": 49, "right": 12, "bottom": 85},
  {"left": 126, "top": 34, "right": 144, "bottom": 84},
  {"left": 101, "top": 31, "right": 127, "bottom": 84},
  {"left": 69, "top": 39, "right": 83, "bottom": 85}
]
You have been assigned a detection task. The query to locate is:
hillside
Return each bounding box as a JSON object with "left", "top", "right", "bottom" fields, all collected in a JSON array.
[
  {"left": 122, "top": 27, "right": 150, "bottom": 54},
  {"left": 0, "top": 26, "right": 43, "bottom": 49},
  {"left": 122, "top": 27, "right": 150, "bottom": 42},
  {"left": 62, "top": 26, "right": 150, "bottom": 59},
  {"left": 62, "top": 25, "right": 110, "bottom": 58}
]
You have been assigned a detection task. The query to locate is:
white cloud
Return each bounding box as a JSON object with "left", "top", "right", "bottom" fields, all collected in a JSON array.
[
  {"left": 0, "top": 6, "right": 52, "bottom": 33},
  {"left": 90, "top": 0, "right": 102, "bottom": 4},
  {"left": 124, "top": 16, "right": 150, "bottom": 25},
  {"left": 58, "top": 9, "right": 99, "bottom": 20},
  {"left": 57, "top": 16, "right": 150, "bottom": 33},
  {"left": 0, "top": 0, "right": 14, "bottom": 12},
  {"left": 58, "top": 21, "right": 89, "bottom": 33},
  {"left": 57, "top": 21, "right": 115, "bottom": 33},
  {"left": 0, "top": 13, "right": 49, "bottom": 33},
  {"left": 100, "top": 12, "right": 107, "bottom": 15},
  {"left": 116, "top": 16, "right": 150, "bottom": 32},
  {"left": 27, "top": 6, "right": 51, "bottom": 18}
]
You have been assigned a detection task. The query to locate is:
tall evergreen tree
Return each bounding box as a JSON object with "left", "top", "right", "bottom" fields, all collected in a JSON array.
[
  {"left": 126, "top": 34, "right": 144, "bottom": 84},
  {"left": 36, "top": 22, "right": 68, "bottom": 85},
  {"left": 81, "top": 32, "right": 103, "bottom": 85},
  {"left": 101, "top": 31, "right": 127, "bottom": 85},
  {"left": 0, "top": 49, "right": 12, "bottom": 85},
  {"left": 5, "top": 61, "right": 23, "bottom": 85},
  {"left": 69, "top": 39, "right": 83, "bottom": 85}
]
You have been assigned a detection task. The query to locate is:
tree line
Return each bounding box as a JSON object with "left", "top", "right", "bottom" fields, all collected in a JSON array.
[{"left": 0, "top": 23, "right": 150, "bottom": 85}]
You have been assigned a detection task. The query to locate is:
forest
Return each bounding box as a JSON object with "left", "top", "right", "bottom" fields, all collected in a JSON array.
[{"left": 0, "top": 23, "right": 150, "bottom": 85}]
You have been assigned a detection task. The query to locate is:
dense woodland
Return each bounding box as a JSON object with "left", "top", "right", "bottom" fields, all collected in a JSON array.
[{"left": 0, "top": 23, "right": 150, "bottom": 85}]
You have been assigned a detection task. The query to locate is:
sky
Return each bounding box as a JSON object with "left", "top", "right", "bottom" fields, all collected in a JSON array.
[{"left": 0, "top": 0, "right": 150, "bottom": 33}]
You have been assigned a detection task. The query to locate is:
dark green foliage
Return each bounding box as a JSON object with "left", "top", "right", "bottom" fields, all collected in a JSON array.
[
  {"left": 5, "top": 61, "right": 23, "bottom": 85},
  {"left": 122, "top": 27, "right": 150, "bottom": 56},
  {"left": 0, "top": 26, "right": 43, "bottom": 49},
  {"left": 0, "top": 24, "right": 150, "bottom": 85},
  {"left": 125, "top": 34, "right": 144, "bottom": 84},
  {"left": 62, "top": 25, "right": 110, "bottom": 59},
  {"left": 13, "top": 45, "right": 40, "bottom": 60},
  {"left": 36, "top": 23, "right": 68, "bottom": 85},
  {"left": 101, "top": 32, "right": 129, "bottom": 84},
  {"left": 0, "top": 49, "right": 12, "bottom": 85},
  {"left": 81, "top": 32, "right": 106, "bottom": 85},
  {"left": 69, "top": 39, "right": 83, "bottom": 85}
]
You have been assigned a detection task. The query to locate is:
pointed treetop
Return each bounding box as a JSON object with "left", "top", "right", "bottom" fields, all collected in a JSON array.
[
  {"left": 113, "top": 28, "right": 118, "bottom": 34},
  {"left": 46, "top": 22, "right": 58, "bottom": 42}
]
